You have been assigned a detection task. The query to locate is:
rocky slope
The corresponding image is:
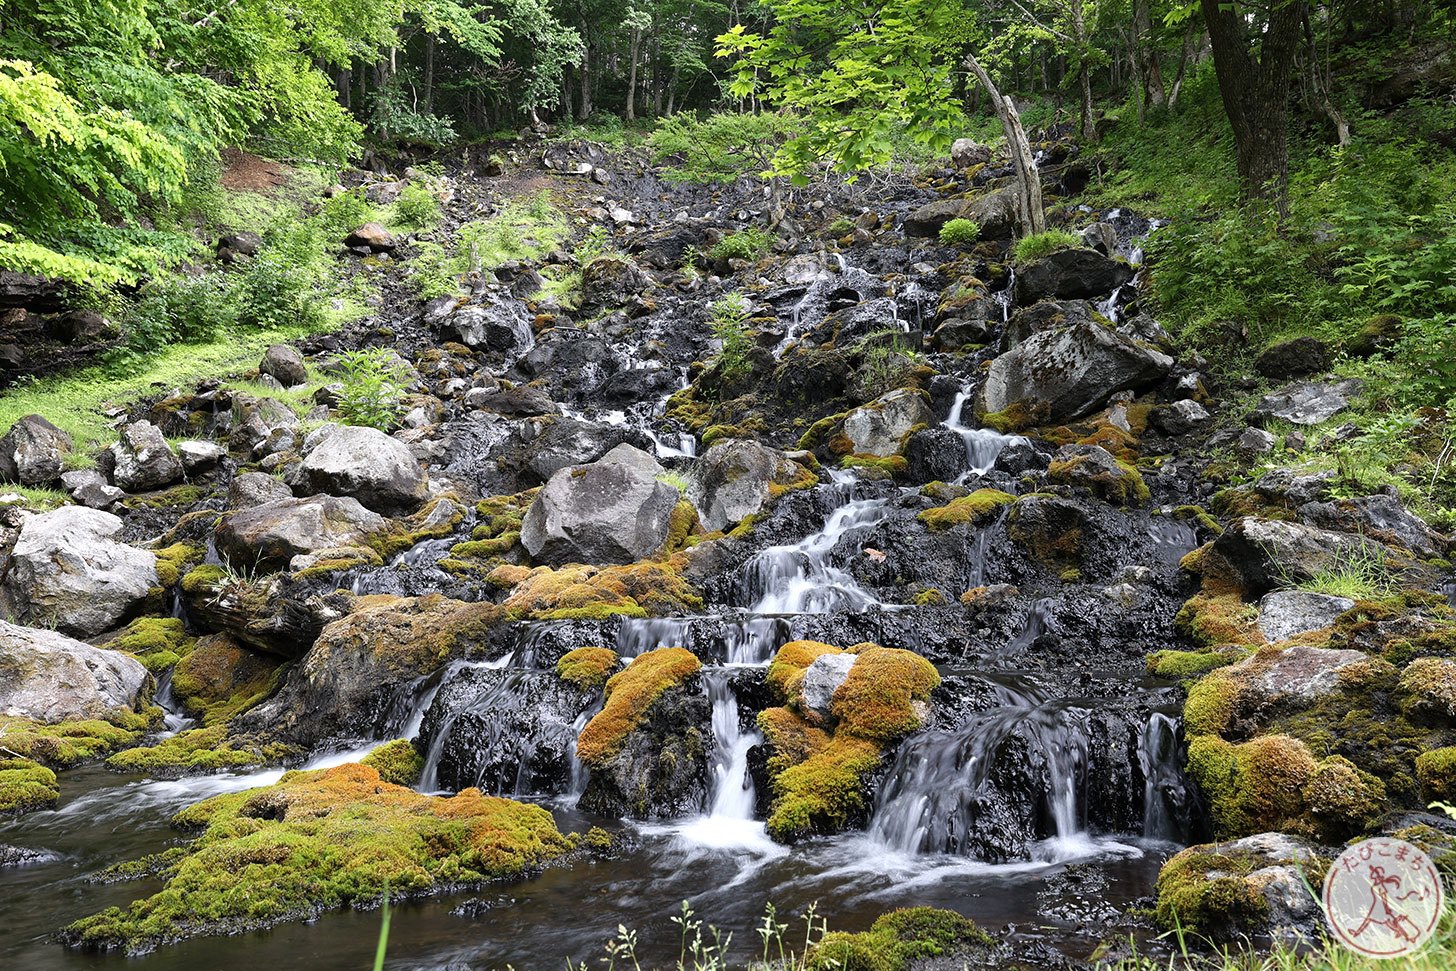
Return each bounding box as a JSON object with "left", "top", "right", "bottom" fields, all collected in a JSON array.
[{"left": 1, "top": 133, "right": 1454, "bottom": 967}]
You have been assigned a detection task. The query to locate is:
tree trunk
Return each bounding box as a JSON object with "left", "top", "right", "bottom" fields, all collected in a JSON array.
[
  {"left": 422, "top": 35, "right": 435, "bottom": 113},
  {"left": 581, "top": 45, "right": 593, "bottom": 119},
  {"left": 965, "top": 52, "right": 1045, "bottom": 237},
  {"left": 626, "top": 30, "right": 641, "bottom": 121},
  {"left": 1201, "top": 0, "right": 1305, "bottom": 210},
  {"left": 1303, "top": 7, "right": 1351, "bottom": 146},
  {"left": 1134, "top": 0, "right": 1166, "bottom": 107}
]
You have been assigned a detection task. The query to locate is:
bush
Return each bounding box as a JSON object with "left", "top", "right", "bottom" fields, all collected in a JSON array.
[
  {"left": 710, "top": 293, "right": 753, "bottom": 385},
  {"left": 649, "top": 111, "right": 799, "bottom": 184},
  {"left": 333, "top": 349, "right": 409, "bottom": 431},
  {"left": 1012, "top": 229, "right": 1082, "bottom": 262},
  {"left": 392, "top": 183, "right": 442, "bottom": 231},
  {"left": 123, "top": 275, "right": 240, "bottom": 355},
  {"left": 709, "top": 227, "right": 773, "bottom": 264},
  {"left": 938, "top": 218, "right": 980, "bottom": 246}
]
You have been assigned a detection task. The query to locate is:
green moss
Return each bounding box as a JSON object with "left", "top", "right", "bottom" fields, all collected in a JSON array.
[
  {"left": 0, "top": 757, "right": 59, "bottom": 814},
  {"left": 0, "top": 714, "right": 151, "bottom": 768},
  {"left": 979, "top": 401, "right": 1044, "bottom": 433},
  {"left": 361, "top": 739, "right": 424, "bottom": 786},
  {"left": 765, "top": 640, "right": 843, "bottom": 704},
  {"left": 555, "top": 647, "right": 619, "bottom": 692},
  {"left": 1417, "top": 747, "right": 1456, "bottom": 801},
  {"left": 806, "top": 907, "right": 991, "bottom": 971},
  {"left": 1046, "top": 453, "right": 1150, "bottom": 505},
  {"left": 830, "top": 646, "right": 940, "bottom": 742},
  {"left": 1170, "top": 504, "right": 1224, "bottom": 536},
  {"left": 1146, "top": 647, "right": 1249, "bottom": 678},
  {"left": 916, "top": 488, "right": 1014, "bottom": 531},
  {"left": 64, "top": 763, "right": 573, "bottom": 952},
  {"left": 576, "top": 648, "right": 701, "bottom": 766},
  {"left": 1303, "top": 755, "right": 1385, "bottom": 839},
  {"left": 838, "top": 453, "right": 907, "bottom": 477},
  {"left": 171, "top": 635, "right": 283, "bottom": 726},
  {"left": 1154, "top": 847, "right": 1271, "bottom": 935},
  {"left": 1398, "top": 657, "right": 1456, "bottom": 722},
  {"left": 152, "top": 543, "right": 204, "bottom": 588},
  {"left": 1186, "top": 734, "right": 1318, "bottom": 837},
  {"left": 796, "top": 412, "right": 849, "bottom": 451},
  {"left": 911, "top": 588, "right": 945, "bottom": 606},
  {"left": 180, "top": 564, "right": 228, "bottom": 595},
  {"left": 502, "top": 561, "right": 703, "bottom": 622},
  {"left": 107, "top": 724, "right": 294, "bottom": 776},
  {"left": 111, "top": 616, "right": 196, "bottom": 672},
  {"left": 1175, "top": 592, "right": 1264, "bottom": 647}
]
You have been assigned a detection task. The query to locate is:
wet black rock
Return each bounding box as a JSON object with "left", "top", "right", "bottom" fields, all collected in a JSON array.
[
  {"left": 578, "top": 679, "right": 712, "bottom": 819},
  {"left": 1014, "top": 249, "right": 1132, "bottom": 304}
]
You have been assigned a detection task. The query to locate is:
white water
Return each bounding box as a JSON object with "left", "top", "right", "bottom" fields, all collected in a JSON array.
[
  {"left": 943, "top": 390, "right": 1024, "bottom": 478},
  {"left": 743, "top": 498, "right": 892, "bottom": 613}
]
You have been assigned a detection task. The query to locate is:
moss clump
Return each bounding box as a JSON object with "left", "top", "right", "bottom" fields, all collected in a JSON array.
[
  {"left": 916, "top": 488, "right": 1015, "bottom": 531},
  {"left": 979, "top": 401, "right": 1045, "bottom": 433},
  {"left": 0, "top": 713, "right": 151, "bottom": 768},
  {"left": 0, "top": 757, "right": 59, "bottom": 814},
  {"left": 663, "top": 499, "right": 700, "bottom": 553},
  {"left": 180, "top": 564, "right": 228, "bottom": 595},
  {"left": 1170, "top": 505, "right": 1223, "bottom": 536},
  {"left": 575, "top": 647, "right": 701, "bottom": 766},
  {"left": 911, "top": 588, "right": 945, "bottom": 606},
  {"left": 1146, "top": 647, "right": 1249, "bottom": 678},
  {"left": 362, "top": 739, "right": 424, "bottom": 786},
  {"left": 829, "top": 646, "right": 940, "bottom": 742},
  {"left": 502, "top": 560, "right": 703, "bottom": 621},
  {"left": 1175, "top": 592, "right": 1264, "bottom": 647},
  {"left": 171, "top": 635, "right": 283, "bottom": 726},
  {"left": 111, "top": 616, "right": 196, "bottom": 672},
  {"left": 438, "top": 491, "right": 537, "bottom": 576},
  {"left": 290, "top": 548, "right": 384, "bottom": 580},
  {"left": 838, "top": 453, "right": 908, "bottom": 478},
  {"left": 367, "top": 496, "right": 470, "bottom": 560},
  {"left": 1046, "top": 452, "right": 1150, "bottom": 505},
  {"left": 796, "top": 411, "right": 849, "bottom": 451},
  {"left": 760, "top": 643, "right": 939, "bottom": 842},
  {"left": 555, "top": 647, "right": 619, "bottom": 692},
  {"left": 765, "top": 640, "right": 844, "bottom": 704},
  {"left": 105, "top": 725, "right": 293, "bottom": 776},
  {"left": 1186, "top": 734, "right": 1318, "bottom": 836},
  {"left": 64, "top": 763, "right": 573, "bottom": 952},
  {"left": 806, "top": 907, "right": 992, "bottom": 971},
  {"left": 1302, "top": 755, "right": 1385, "bottom": 839},
  {"left": 1398, "top": 657, "right": 1456, "bottom": 722},
  {"left": 152, "top": 543, "right": 204, "bottom": 588},
  {"left": 1153, "top": 848, "right": 1271, "bottom": 935},
  {"left": 1416, "top": 747, "right": 1456, "bottom": 801}
]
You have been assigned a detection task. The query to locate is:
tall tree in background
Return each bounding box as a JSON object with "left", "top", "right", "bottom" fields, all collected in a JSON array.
[{"left": 1200, "top": 0, "right": 1305, "bottom": 209}]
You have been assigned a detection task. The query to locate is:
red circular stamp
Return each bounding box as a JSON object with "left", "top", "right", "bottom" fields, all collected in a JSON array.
[{"left": 1323, "top": 836, "right": 1446, "bottom": 958}]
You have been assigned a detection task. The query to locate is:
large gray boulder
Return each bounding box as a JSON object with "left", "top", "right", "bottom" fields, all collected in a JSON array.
[
  {"left": 1298, "top": 494, "right": 1448, "bottom": 558},
  {"left": 0, "top": 622, "right": 149, "bottom": 721},
  {"left": 1257, "top": 590, "right": 1356, "bottom": 643},
  {"left": 977, "top": 321, "right": 1173, "bottom": 426},
  {"left": 0, "top": 415, "right": 71, "bottom": 486},
  {"left": 581, "top": 254, "right": 651, "bottom": 312},
  {"left": 689, "top": 439, "right": 813, "bottom": 532},
  {"left": 1206, "top": 517, "right": 1382, "bottom": 595},
  {"left": 1251, "top": 379, "right": 1362, "bottom": 426},
  {"left": 521, "top": 461, "right": 679, "bottom": 566},
  {"left": 229, "top": 393, "right": 299, "bottom": 458},
  {"left": 445, "top": 297, "right": 534, "bottom": 358},
  {"left": 1, "top": 507, "right": 157, "bottom": 636},
  {"left": 841, "top": 389, "right": 934, "bottom": 457},
  {"left": 109, "top": 420, "right": 183, "bottom": 492},
  {"left": 299, "top": 425, "right": 427, "bottom": 514},
  {"left": 1014, "top": 248, "right": 1132, "bottom": 303},
  {"left": 214, "top": 495, "right": 393, "bottom": 572},
  {"left": 903, "top": 187, "right": 1018, "bottom": 240},
  {"left": 260, "top": 344, "right": 307, "bottom": 387}
]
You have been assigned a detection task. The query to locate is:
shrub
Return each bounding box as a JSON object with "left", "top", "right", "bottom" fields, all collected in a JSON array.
[
  {"left": 123, "top": 274, "right": 239, "bottom": 355},
  {"left": 391, "top": 183, "right": 442, "bottom": 231},
  {"left": 938, "top": 218, "right": 980, "bottom": 246},
  {"left": 1012, "top": 229, "right": 1082, "bottom": 262},
  {"left": 575, "top": 225, "right": 612, "bottom": 264},
  {"left": 709, "top": 227, "right": 773, "bottom": 264},
  {"left": 333, "top": 349, "right": 409, "bottom": 431},
  {"left": 710, "top": 293, "right": 754, "bottom": 385},
  {"left": 649, "top": 111, "right": 799, "bottom": 184}
]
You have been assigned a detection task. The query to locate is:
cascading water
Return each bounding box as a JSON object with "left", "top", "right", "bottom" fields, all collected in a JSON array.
[
  {"left": 943, "top": 389, "right": 1024, "bottom": 477},
  {"left": 740, "top": 497, "right": 892, "bottom": 613},
  {"left": 1138, "top": 712, "right": 1186, "bottom": 841}
]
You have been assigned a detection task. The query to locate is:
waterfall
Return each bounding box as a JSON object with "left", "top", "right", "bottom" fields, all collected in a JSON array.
[
  {"left": 943, "top": 389, "right": 1024, "bottom": 478},
  {"left": 704, "top": 671, "right": 758, "bottom": 819},
  {"left": 153, "top": 669, "right": 197, "bottom": 738},
  {"left": 414, "top": 654, "right": 520, "bottom": 792},
  {"left": 740, "top": 498, "right": 892, "bottom": 613},
  {"left": 1138, "top": 712, "right": 1186, "bottom": 842}
]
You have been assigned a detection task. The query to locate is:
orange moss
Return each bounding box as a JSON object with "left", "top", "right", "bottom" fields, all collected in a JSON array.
[
  {"left": 575, "top": 648, "right": 701, "bottom": 766},
  {"left": 501, "top": 561, "right": 703, "bottom": 621},
  {"left": 556, "top": 647, "right": 619, "bottom": 691},
  {"left": 831, "top": 646, "right": 940, "bottom": 742},
  {"left": 765, "top": 640, "right": 844, "bottom": 705},
  {"left": 1176, "top": 592, "right": 1265, "bottom": 647}
]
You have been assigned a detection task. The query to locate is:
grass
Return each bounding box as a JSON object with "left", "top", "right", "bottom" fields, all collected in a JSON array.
[
  {"left": 0, "top": 485, "right": 69, "bottom": 508},
  {"left": 1012, "top": 228, "right": 1083, "bottom": 263},
  {"left": 0, "top": 316, "right": 355, "bottom": 464},
  {"left": 1282, "top": 543, "right": 1396, "bottom": 601}
]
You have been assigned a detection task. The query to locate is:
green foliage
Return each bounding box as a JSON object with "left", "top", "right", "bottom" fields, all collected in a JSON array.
[
  {"left": 333, "top": 349, "right": 410, "bottom": 431},
  {"left": 938, "top": 218, "right": 980, "bottom": 246},
  {"left": 576, "top": 225, "right": 613, "bottom": 264},
  {"left": 709, "top": 227, "right": 773, "bottom": 264},
  {"left": 123, "top": 275, "right": 240, "bottom": 356},
  {"left": 856, "top": 332, "right": 921, "bottom": 398},
  {"left": 709, "top": 293, "right": 753, "bottom": 385},
  {"left": 391, "top": 183, "right": 443, "bottom": 231},
  {"left": 649, "top": 111, "right": 799, "bottom": 183},
  {"left": 1012, "top": 229, "right": 1082, "bottom": 263},
  {"left": 405, "top": 241, "right": 461, "bottom": 300}
]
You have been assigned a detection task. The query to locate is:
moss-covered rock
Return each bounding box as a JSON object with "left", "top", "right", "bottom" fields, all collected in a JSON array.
[
  {"left": 806, "top": 907, "right": 993, "bottom": 971},
  {"left": 1416, "top": 747, "right": 1456, "bottom": 801},
  {"left": 1186, "top": 734, "right": 1319, "bottom": 836},
  {"left": 500, "top": 560, "right": 703, "bottom": 621},
  {"left": 576, "top": 647, "right": 701, "bottom": 765},
  {"left": 1046, "top": 444, "right": 1150, "bottom": 505},
  {"left": 0, "top": 757, "right": 59, "bottom": 814},
  {"left": 63, "top": 763, "right": 573, "bottom": 952},
  {"left": 916, "top": 489, "right": 1015, "bottom": 531},
  {"left": 1175, "top": 592, "right": 1265, "bottom": 647},
  {"left": 555, "top": 647, "right": 619, "bottom": 692},
  {"left": 1145, "top": 647, "right": 1249, "bottom": 678},
  {"left": 0, "top": 712, "right": 152, "bottom": 768},
  {"left": 1154, "top": 833, "right": 1325, "bottom": 939},
  {"left": 361, "top": 738, "right": 424, "bottom": 786},
  {"left": 171, "top": 634, "right": 283, "bottom": 726},
  {"left": 105, "top": 724, "right": 293, "bottom": 776},
  {"left": 109, "top": 616, "right": 196, "bottom": 673}
]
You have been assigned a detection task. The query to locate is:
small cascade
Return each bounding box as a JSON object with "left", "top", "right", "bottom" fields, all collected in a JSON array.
[
  {"left": 740, "top": 498, "right": 893, "bottom": 613},
  {"left": 1146, "top": 517, "right": 1200, "bottom": 564},
  {"left": 993, "top": 266, "right": 1016, "bottom": 322},
  {"left": 1138, "top": 712, "right": 1187, "bottom": 842},
  {"left": 415, "top": 653, "right": 528, "bottom": 793},
  {"left": 615, "top": 617, "right": 697, "bottom": 658},
  {"left": 153, "top": 669, "right": 197, "bottom": 738},
  {"left": 703, "top": 670, "right": 758, "bottom": 820},
  {"left": 1001, "top": 598, "right": 1056, "bottom": 656},
  {"left": 391, "top": 536, "right": 455, "bottom": 569},
  {"left": 943, "top": 389, "right": 1024, "bottom": 476}
]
